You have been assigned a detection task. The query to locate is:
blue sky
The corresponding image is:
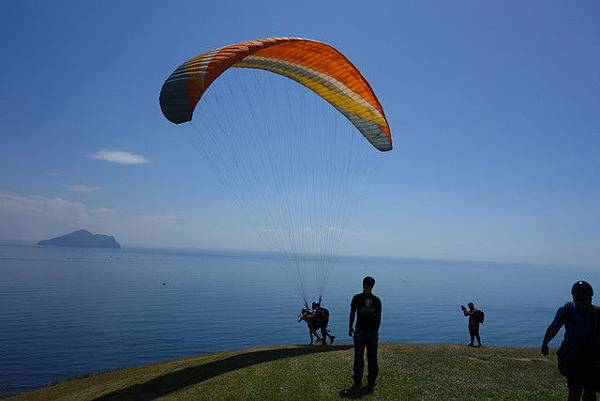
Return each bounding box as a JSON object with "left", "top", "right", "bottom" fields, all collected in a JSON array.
[{"left": 1, "top": 1, "right": 599, "bottom": 265}]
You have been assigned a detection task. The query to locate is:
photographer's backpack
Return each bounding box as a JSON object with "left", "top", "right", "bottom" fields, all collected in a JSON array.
[{"left": 475, "top": 309, "right": 485, "bottom": 324}]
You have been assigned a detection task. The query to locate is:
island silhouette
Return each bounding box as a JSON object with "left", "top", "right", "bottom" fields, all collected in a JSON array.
[{"left": 38, "top": 229, "right": 121, "bottom": 249}]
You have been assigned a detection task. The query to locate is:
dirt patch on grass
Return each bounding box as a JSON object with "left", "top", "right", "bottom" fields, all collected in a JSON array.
[
  {"left": 467, "top": 356, "right": 490, "bottom": 362},
  {"left": 505, "top": 357, "right": 548, "bottom": 363}
]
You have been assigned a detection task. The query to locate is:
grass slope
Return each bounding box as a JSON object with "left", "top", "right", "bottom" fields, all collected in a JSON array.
[{"left": 7, "top": 344, "right": 566, "bottom": 401}]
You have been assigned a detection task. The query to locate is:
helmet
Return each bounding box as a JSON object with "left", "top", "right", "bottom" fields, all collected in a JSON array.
[{"left": 571, "top": 281, "right": 593, "bottom": 298}]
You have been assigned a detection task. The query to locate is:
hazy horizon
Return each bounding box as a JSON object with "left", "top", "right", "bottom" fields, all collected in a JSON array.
[{"left": 3, "top": 234, "right": 599, "bottom": 271}]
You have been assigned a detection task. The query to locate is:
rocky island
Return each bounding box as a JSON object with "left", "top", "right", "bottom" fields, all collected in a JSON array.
[{"left": 38, "top": 229, "right": 121, "bottom": 249}]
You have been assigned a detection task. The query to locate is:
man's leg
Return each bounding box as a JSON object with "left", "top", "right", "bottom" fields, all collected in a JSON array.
[
  {"left": 582, "top": 388, "right": 597, "bottom": 401},
  {"left": 468, "top": 326, "right": 475, "bottom": 346},
  {"left": 568, "top": 384, "right": 583, "bottom": 401},
  {"left": 474, "top": 325, "right": 482, "bottom": 346},
  {"left": 353, "top": 332, "right": 366, "bottom": 386},
  {"left": 320, "top": 326, "right": 328, "bottom": 344},
  {"left": 366, "top": 332, "right": 379, "bottom": 387},
  {"left": 328, "top": 330, "right": 335, "bottom": 344}
]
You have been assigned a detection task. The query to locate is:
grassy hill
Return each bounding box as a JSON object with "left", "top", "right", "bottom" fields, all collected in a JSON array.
[{"left": 7, "top": 344, "right": 566, "bottom": 401}]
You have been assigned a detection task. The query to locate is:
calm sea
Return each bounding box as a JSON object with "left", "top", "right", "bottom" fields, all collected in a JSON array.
[{"left": 1, "top": 244, "right": 599, "bottom": 398}]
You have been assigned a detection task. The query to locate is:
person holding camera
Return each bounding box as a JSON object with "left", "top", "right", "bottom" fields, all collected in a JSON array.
[{"left": 461, "top": 302, "right": 484, "bottom": 347}]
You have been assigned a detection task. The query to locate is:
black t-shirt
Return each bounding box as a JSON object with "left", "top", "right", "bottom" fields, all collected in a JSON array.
[
  {"left": 464, "top": 309, "right": 481, "bottom": 327},
  {"left": 350, "top": 292, "right": 382, "bottom": 332}
]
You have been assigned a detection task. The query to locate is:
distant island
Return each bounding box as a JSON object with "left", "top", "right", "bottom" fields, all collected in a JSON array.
[{"left": 38, "top": 229, "right": 121, "bottom": 249}]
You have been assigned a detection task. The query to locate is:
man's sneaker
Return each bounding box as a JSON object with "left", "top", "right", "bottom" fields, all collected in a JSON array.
[{"left": 339, "top": 384, "right": 360, "bottom": 398}]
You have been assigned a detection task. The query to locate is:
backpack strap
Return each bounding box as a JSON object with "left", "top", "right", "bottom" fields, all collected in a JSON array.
[
  {"left": 590, "top": 305, "right": 600, "bottom": 362},
  {"left": 593, "top": 305, "right": 600, "bottom": 339},
  {"left": 560, "top": 301, "right": 574, "bottom": 326},
  {"left": 563, "top": 303, "right": 600, "bottom": 338}
]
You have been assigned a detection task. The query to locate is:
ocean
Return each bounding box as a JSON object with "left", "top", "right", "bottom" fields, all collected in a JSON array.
[{"left": 1, "top": 243, "right": 598, "bottom": 398}]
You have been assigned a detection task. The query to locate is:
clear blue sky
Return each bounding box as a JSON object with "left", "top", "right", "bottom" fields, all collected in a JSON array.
[{"left": 1, "top": 1, "right": 599, "bottom": 265}]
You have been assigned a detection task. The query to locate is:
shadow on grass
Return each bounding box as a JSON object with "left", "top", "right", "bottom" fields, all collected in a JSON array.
[
  {"left": 93, "top": 344, "right": 352, "bottom": 401},
  {"left": 339, "top": 385, "right": 374, "bottom": 399}
]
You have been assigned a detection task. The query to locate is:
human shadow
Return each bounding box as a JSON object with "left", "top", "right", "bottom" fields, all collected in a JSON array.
[
  {"left": 94, "top": 344, "right": 352, "bottom": 401},
  {"left": 339, "top": 385, "right": 374, "bottom": 399}
]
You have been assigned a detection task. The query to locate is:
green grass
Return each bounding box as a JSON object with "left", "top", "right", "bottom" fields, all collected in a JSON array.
[{"left": 7, "top": 344, "right": 566, "bottom": 401}]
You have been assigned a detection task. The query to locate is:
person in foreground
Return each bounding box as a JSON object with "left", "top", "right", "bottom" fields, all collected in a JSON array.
[
  {"left": 461, "top": 302, "right": 484, "bottom": 347},
  {"left": 541, "top": 280, "right": 600, "bottom": 401},
  {"left": 348, "top": 276, "right": 382, "bottom": 393}
]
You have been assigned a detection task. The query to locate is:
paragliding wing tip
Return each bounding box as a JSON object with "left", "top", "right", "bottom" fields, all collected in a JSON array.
[
  {"left": 376, "top": 143, "right": 393, "bottom": 152},
  {"left": 159, "top": 78, "right": 195, "bottom": 124}
]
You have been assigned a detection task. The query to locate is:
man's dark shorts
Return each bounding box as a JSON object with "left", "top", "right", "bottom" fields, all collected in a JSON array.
[
  {"left": 558, "top": 346, "right": 600, "bottom": 391},
  {"left": 562, "top": 363, "right": 600, "bottom": 391},
  {"left": 468, "top": 324, "right": 479, "bottom": 336}
]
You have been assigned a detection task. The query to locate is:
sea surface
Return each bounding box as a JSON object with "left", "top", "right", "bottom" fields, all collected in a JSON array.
[{"left": 1, "top": 244, "right": 599, "bottom": 398}]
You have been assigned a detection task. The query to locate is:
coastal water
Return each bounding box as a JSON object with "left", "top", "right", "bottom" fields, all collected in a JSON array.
[{"left": 1, "top": 244, "right": 599, "bottom": 398}]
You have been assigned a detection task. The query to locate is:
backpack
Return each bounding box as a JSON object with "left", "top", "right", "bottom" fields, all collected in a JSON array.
[
  {"left": 474, "top": 310, "right": 485, "bottom": 324},
  {"left": 561, "top": 302, "right": 600, "bottom": 338},
  {"left": 318, "top": 307, "right": 330, "bottom": 324}
]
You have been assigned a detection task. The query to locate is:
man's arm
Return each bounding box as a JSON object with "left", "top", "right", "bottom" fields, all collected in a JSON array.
[
  {"left": 375, "top": 298, "right": 382, "bottom": 332},
  {"left": 541, "top": 322, "right": 560, "bottom": 355},
  {"left": 541, "top": 306, "right": 567, "bottom": 355},
  {"left": 349, "top": 296, "right": 356, "bottom": 337}
]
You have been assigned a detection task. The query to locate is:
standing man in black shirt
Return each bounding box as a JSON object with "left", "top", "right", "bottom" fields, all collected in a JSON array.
[{"left": 349, "top": 276, "right": 382, "bottom": 390}]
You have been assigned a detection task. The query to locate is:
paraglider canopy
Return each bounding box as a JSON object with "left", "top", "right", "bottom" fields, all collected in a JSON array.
[
  {"left": 159, "top": 37, "right": 392, "bottom": 151},
  {"left": 159, "top": 37, "right": 393, "bottom": 304}
]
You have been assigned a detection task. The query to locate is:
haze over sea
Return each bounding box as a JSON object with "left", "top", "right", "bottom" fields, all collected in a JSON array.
[{"left": 1, "top": 243, "right": 599, "bottom": 398}]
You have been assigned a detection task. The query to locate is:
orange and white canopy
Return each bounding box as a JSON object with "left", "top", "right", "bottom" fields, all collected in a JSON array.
[{"left": 159, "top": 37, "right": 392, "bottom": 151}]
